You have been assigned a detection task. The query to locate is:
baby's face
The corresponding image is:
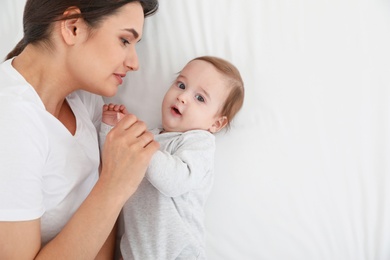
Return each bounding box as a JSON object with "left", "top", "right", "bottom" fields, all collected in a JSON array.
[{"left": 161, "top": 60, "right": 228, "bottom": 133}]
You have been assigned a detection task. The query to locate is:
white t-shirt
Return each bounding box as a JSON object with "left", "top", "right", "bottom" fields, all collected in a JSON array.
[{"left": 0, "top": 59, "right": 103, "bottom": 245}]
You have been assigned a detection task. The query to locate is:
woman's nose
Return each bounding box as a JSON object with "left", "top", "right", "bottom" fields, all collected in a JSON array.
[{"left": 125, "top": 48, "right": 139, "bottom": 71}]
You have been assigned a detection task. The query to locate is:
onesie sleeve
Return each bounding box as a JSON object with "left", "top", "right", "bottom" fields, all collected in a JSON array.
[
  {"left": 0, "top": 102, "right": 47, "bottom": 221},
  {"left": 146, "top": 131, "right": 215, "bottom": 197}
]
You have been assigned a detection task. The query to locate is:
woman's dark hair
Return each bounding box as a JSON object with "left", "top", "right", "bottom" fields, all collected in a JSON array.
[{"left": 5, "top": 0, "right": 158, "bottom": 60}]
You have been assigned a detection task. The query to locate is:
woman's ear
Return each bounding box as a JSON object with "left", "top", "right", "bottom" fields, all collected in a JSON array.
[
  {"left": 209, "top": 116, "right": 228, "bottom": 133},
  {"left": 61, "top": 7, "right": 82, "bottom": 45}
]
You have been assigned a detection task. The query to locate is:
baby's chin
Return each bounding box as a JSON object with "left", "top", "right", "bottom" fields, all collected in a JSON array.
[
  {"left": 161, "top": 119, "right": 210, "bottom": 133},
  {"left": 161, "top": 123, "right": 186, "bottom": 133},
  {"left": 161, "top": 127, "right": 183, "bottom": 133},
  {"left": 162, "top": 125, "right": 210, "bottom": 133}
]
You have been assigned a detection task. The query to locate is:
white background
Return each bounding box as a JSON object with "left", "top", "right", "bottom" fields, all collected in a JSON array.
[{"left": 1, "top": 1, "right": 390, "bottom": 259}]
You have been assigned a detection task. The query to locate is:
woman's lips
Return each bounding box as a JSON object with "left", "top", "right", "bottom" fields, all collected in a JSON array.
[{"left": 114, "top": 74, "right": 124, "bottom": 85}]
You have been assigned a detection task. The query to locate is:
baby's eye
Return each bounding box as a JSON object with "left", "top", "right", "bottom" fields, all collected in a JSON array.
[
  {"left": 121, "top": 38, "right": 130, "bottom": 45},
  {"left": 178, "top": 82, "right": 186, "bottom": 90},
  {"left": 195, "top": 94, "right": 205, "bottom": 102}
]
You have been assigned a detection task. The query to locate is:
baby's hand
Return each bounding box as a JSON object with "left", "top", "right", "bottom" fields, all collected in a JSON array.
[{"left": 102, "top": 103, "right": 129, "bottom": 126}]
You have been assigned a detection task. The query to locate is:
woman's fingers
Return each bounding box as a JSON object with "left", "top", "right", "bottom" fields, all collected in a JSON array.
[
  {"left": 113, "top": 113, "right": 138, "bottom": 130},
  {"left": 100, "top": 114, "right": 159, "bottom": 198}
]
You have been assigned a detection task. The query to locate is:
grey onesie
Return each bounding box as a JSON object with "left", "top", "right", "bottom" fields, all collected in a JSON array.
[{"left": 100, "top": 125, "right": 215, "bottom": 260}]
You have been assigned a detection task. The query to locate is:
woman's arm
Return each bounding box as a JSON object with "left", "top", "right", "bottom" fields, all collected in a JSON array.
[
  {"left": 0, "top": 115, "right": 159, "bottom": 259},
  {"left": 37, "top": 180, "right": 124, "bottom": 259},
  {"left": 0, "top": 220, "right": 41, "bottom": 259},
  {"left": 0, "top": 185, "right": 122, "bottom": 259},
  {"left": 95, "top": 221, "right": 117, "bottom": 260},
  {"left": 39, "top": 115, "right": 158, "bottom": 259}
]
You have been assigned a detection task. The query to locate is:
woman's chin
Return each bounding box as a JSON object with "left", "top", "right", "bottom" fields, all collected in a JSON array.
[{"left": 101, "top": 87, "right": 118, "bottom": 98}]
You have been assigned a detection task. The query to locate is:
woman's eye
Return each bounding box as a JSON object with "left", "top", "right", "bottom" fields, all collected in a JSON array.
[
  {"left": 121, "top": 38, "right": 130, "bottom": 45},
  {"left": 195, "top": 94, "right": 205, "bottom": 102},
  {"left": 178, "top": 82, "right": 185, "bottom": 89}
]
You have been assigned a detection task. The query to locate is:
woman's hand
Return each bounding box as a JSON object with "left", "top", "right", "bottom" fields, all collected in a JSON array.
[
  {"left": 99, "top": 113, "right": 159, "bottom": 199},
  {"left": 4, "top": 114, "right": 159, "bottom": 260}
]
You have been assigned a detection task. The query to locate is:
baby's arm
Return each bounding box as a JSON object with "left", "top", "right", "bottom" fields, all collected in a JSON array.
[
  {"left": 146, "top": 131, "right": 215, "bottom": 197},
  {"left": 102, "top": 103, "right": 128, "bottom": 126}
]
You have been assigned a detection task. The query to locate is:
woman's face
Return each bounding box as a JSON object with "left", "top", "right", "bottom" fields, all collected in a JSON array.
[{"left": 68, "top": 2, "right": 144, "bottom": 97}]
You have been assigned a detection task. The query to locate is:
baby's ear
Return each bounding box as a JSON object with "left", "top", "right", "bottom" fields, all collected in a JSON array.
[{"left": 209, "top": 116, "right": 228, "bottom": 133}]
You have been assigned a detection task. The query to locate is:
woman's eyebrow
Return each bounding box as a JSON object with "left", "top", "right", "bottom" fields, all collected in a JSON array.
[{"left": 122, "top": 28, "right": 140, "bottom": 40}]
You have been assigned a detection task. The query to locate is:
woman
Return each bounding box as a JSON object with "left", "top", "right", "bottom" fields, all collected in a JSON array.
[{"left": 0, "top": 0, "right": 159, "bottom": 259}]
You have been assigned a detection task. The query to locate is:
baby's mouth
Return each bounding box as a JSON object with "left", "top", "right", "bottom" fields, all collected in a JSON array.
[{"left": 172, "top": 107, "right": 182, "bottom": 115}]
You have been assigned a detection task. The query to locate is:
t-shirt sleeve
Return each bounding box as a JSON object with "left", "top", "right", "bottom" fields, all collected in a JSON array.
[
  {"left": 74, "top": 90, "right": 104, "bottom": 155},
  {"left": 75, "top": 90, "right": 104, "bottom": 132},
  {"left": 0, "top": 102, "right": 47, "bottom": 221}
]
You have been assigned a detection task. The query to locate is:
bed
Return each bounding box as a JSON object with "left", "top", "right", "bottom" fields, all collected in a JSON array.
[{"left": 1, "top": 0, "right": 390, "bottom": 259}]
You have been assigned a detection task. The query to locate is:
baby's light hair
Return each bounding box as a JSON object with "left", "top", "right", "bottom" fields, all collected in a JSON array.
[{"left": 191, "top": 56, "right": 244, "bottom": 130}]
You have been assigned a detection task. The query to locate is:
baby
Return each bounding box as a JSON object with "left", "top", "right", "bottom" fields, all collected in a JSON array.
[{"left": 100, "top": 56, "right": 244, "bottom": 259}]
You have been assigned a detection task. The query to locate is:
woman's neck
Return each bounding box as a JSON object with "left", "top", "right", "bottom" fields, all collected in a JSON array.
[{"left": 12, "top": 46, "right": 73, "bottom": 118}]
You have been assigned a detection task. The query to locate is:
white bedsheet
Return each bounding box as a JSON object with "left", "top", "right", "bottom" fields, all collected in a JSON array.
[{"left": 1, "top": 1, "right": 390, "bottom": 259}]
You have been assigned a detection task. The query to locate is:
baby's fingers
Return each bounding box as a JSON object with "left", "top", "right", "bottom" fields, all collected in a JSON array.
[{"left": 106, "top": 103, "right": 126, "bottom": 112}]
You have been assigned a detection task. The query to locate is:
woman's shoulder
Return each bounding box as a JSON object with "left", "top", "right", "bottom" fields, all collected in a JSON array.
[{"left": 0, "top": 59, "right": 39, "bottom": 100}]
